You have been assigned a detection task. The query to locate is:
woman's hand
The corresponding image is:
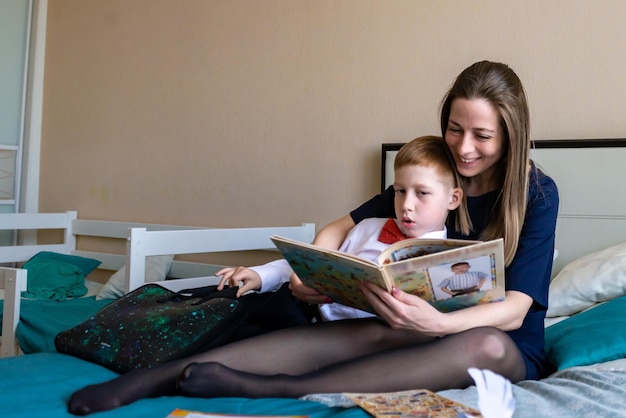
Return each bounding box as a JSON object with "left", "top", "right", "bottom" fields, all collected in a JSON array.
[
  {"left": 216, "top": 266, "right": 262, "bottom": 297},
  {"left": 361, "top": 282, "right": 533, "bottom": 336},
  {"left": 289, "top": 273, "right": 331, "bottom": 304},
  {"left": 360, "top": 281, "right": 447, "bottom": 337}
]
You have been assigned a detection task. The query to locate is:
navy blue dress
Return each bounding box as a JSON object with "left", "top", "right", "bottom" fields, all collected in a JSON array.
[{"left": 350, "top": 163, "right": 559, "bottom": 379}]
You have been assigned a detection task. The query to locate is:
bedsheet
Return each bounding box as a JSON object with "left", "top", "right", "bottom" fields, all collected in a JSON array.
[
  {"left": 441, "top": 366, "right": 626, "bottom": 417},
  {"left": 3, "top": 352, "right": 626, "bottom": 418},
  {"left": 306, "top": 365, "right": 626, "bottom": 417},
  {"left": 0, "top": 352, "right": 366, "bottom": 418}
]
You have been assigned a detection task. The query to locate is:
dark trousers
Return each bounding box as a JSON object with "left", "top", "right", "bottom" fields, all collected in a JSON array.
[{"left": 225, "top": 282, "right": 320, "bottom": 342}]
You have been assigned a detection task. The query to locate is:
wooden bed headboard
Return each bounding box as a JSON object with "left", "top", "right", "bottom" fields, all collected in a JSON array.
[
  {"left": 530, "top": 139, "right": 626, "bottom": 274},
  {"left": 382, "top": 139, "right": 626, "bottom": 276}
]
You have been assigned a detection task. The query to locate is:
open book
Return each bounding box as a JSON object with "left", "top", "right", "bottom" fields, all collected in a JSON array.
[
  {"left": 166, "top": 410, "right": 308, "bottom": 418},
  {"left": 271, "top": 236, "right": 505, "bottom": 314},
  {"left": 345, "top": 389, "right": 482, "bottom": 417}
]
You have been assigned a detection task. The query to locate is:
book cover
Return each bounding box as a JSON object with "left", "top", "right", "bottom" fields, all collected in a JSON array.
[
  {"left": 271, "top": 236, "right": 505, "bottom": 314},
  {"left": 166, "top": 409, "right": 308, "bottom": 418},
  {"left": 344, "top": 389, "right": 482, "bottom": 418}
]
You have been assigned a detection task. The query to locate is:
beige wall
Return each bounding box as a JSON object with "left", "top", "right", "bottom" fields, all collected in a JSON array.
[{"left": 40, "top": 1, "right": 626, "bottom": 236}]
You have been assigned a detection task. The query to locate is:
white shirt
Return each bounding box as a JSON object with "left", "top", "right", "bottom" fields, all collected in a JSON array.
[{"left": 252, "top": 218, "right": 447, "bottom": 321}]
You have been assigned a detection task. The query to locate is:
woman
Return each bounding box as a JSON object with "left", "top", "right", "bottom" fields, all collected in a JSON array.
[
  {"left": 68, "top": 61, "right": 558, "bottom": 415},
  {"left": 293, "top": 60, "right": 559, "bottom": 382}
]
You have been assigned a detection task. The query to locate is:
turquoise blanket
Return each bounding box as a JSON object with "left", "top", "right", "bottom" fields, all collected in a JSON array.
[
  {"left": 0, "top": 296, "right": 112, "bottom": 353},
  {"left": 0, "top": 353, "right": 364, "bottom": 418},
  {"left": 21, "top": 259, "right": 88, "bottom": 301}
]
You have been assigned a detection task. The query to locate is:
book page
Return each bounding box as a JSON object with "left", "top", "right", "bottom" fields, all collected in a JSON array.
[
  {"left": 345, "top": 389, "right": 482, "bottom": 417},
  {"left": 271, "top": 235, "right": 385, "bottom": 313},
  {"left": 271, "top": 235, "right": 379, "bottom": 266},
  {"left": 381, "top": 239, "right": 505, "bottom": 312},
  {"left": 378, "top": 238, "right": 480, "bottom": 265},
  {"left": 166, "top": 409, "right": 309, "bottom": 418}
]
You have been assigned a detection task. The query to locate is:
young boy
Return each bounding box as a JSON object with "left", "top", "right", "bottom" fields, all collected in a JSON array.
[{"left": 217, "top": 135, "right": 469, "bottom": 321}]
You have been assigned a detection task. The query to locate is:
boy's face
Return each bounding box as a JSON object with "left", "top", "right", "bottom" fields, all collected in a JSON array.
[
  {"left": 393, "top": 165, "right": 461, "bottom": 238},
  {"left": 452, "top": 263, "right": 470, "bottom": 274}
]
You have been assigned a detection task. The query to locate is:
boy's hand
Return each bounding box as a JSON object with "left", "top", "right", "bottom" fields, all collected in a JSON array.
[{"left": 216, "top": 266, "right": 262, "bottom": 297}]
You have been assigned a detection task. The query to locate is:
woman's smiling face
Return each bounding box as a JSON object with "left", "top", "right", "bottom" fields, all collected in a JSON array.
[{"left": 444, "top": 98, "right": 506, "bottom": 194}]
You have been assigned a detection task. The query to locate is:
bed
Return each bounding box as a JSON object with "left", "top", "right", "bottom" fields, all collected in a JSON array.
[
  {"left": 2, "top": 139, "right": 626, "bottom": 417},
  {"left": 0, "top": 212, "right": 315, "bottom": 357}
]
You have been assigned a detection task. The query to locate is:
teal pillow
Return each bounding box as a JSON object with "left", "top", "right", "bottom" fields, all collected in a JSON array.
[
  {"left": 21, "top": 252, "right": 102, "bottom": 301},
  {"left": 545, "top": 295, "right": 626, "bottom": 370},
  {"left": 23, "top": 251, "right": 101, "bottom": 276}
]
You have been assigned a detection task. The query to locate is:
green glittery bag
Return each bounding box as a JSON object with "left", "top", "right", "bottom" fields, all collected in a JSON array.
[{"left": 54, "top": 283, "right": 246, "bottom": 373}]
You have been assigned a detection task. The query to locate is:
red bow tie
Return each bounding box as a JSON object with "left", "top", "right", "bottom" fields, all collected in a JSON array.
[{"left": 378, "top": 218, "right": 408, "bottom": 244}]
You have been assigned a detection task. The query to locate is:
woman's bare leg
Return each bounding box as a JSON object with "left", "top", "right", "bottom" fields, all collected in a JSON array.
[
  {"left": 68, "top": 318, "right": 430, "bottom": 415},
  {"left": 177, "top": 326, "right": 526, "bottom": 398}
]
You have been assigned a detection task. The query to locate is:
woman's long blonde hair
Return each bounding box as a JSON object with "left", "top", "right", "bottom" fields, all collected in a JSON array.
[{"left": 440, "top": 61, "right": 530, "bottom": 265}]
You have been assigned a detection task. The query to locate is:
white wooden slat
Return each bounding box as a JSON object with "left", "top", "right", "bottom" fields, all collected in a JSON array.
[
  {"left": 71, "top": 219, "right": 207, "bottom": 239},
  {"left": 129, "top": 224, "right": 315, "bottom": 256},
  {"left": 0, "top": 268, "right": 27, "bottom": 357},
  {"left": 154, "top": 276, "right": 222, "bottom": 292},
  {"left": 168, "top": 261, "right": 228, "bottom": 279},
  {"left": 125, "top": 223, "right": 315, "bottom": 292},
  {"left": 71, "top": 251, "right": 227, "bottom": 278},
  {"left": 0, "top": 244, "right": 69, "bottom": 263},
  {"left": 0, "top": 211, "right": 75, "bottom": 230},
  {"left": 70, "top": 250, "right": 126, "bottom": 272}
]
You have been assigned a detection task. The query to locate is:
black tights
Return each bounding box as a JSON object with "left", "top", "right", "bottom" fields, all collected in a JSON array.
[{"left": 68, "top": 319, "right": 526, "bottom": 415}]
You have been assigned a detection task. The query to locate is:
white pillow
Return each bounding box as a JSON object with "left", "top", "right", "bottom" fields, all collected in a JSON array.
[
  {"left": 96, "top": 255, "right": 175, "bottom": 300},
  {"left": 547, "top": 242, "right": 626, "bottom": 317}
]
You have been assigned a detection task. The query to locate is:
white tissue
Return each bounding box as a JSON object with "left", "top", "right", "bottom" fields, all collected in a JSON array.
[{"left": 467, "top": 368, "right": 515, "bottom": 418}]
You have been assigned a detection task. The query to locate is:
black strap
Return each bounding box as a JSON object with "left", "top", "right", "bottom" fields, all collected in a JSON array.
[{"left": 158, "top": 285, "right": 239, "bottom": 304}]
